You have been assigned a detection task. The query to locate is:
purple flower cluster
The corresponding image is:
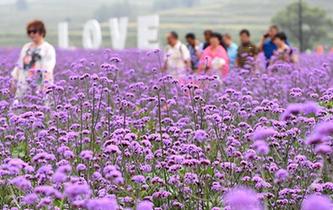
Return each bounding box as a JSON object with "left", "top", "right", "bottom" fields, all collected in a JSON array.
[{"left": 0, "top": 48, "right": 333, "bottom": 209}]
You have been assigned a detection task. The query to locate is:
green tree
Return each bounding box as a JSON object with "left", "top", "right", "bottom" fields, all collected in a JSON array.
[{"left": 272, "top": 1, "right": 333, "bottom": 51}]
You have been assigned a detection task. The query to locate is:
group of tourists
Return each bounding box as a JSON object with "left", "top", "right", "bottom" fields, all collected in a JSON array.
[
  {"left": 10, "top": 20, "right": 299, "bottom": 101},
  {"left": 163, "top": 25, "right": 298, "bottom": 78}
]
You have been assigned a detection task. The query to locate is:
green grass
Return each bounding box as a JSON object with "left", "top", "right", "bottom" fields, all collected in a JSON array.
[{"left": 0, "top": 0, "right": 332, "bottom": 47}]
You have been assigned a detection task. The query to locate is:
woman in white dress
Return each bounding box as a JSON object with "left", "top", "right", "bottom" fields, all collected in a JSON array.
[{"left": 11, "top": 20, "right": 56, "bottom": 99}]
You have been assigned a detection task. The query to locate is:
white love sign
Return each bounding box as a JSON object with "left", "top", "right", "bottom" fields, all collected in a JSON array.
[
  {"left": 137, "top": 15, "right": 159, "bottom": 49},
  {"left": 109, "top": 17, "right": 128, "bottom": 50},
  {"left": 58, "top": 22, "right": 69, "bottom": 49},
  {"left": 57, "top": 15, "right": 160, "bottom": 50},
  {"left": 82, "top": 19, "right": 102, "bottom": 49}
]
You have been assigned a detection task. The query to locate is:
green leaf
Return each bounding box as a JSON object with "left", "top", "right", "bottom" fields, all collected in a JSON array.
[
  {"left": 320, "top": 101, "right": 333, "bottom": 109},
  {"left": 11, "top": 141, "right": 27, "bottom": 158},
  {"left": 178, "top": 168, "right": 186, "bottom": 177},
  {"left": 53, "top": 199, "right": 64, "bottom": 208},
  {"left": 206, "top": 166, "right": 214, "bottom": 176}
]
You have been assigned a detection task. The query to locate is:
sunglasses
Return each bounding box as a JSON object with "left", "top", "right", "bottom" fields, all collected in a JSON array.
[{"left": 27, "top": 29, "right": 38, "bottom": 34}]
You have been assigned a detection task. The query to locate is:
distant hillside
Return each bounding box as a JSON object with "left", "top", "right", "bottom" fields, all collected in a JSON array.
[{"left": 0, "top": 0, "right": 332, "bottom": 48}]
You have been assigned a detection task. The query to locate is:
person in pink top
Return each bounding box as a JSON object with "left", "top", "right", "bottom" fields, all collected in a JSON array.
[{"left": 198, "top": 33, "right": 229, "bottom": 77}]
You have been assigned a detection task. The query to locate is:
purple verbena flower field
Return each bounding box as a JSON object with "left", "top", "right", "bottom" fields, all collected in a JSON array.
[{"left": 1, "top": 48, "right": 333, "bottom": 209}]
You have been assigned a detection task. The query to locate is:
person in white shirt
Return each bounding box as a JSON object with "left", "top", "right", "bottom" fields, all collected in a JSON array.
[
  {"left": 11, "top": 20, "right": 56, "bottom": 99},
  {"left": 163, "top": 31, "right": 191, "bottom": 78}
]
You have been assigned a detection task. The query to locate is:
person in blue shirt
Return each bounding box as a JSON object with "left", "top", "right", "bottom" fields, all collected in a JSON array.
[
  {"left": 223, "top": 33, "right": 238, "bottom": 68},
  {"left": 185, "top": 33, "right": 201, "bottom": 70},
  {"left": 259, "top": 25, "right": 279, "bottom": 63}
]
